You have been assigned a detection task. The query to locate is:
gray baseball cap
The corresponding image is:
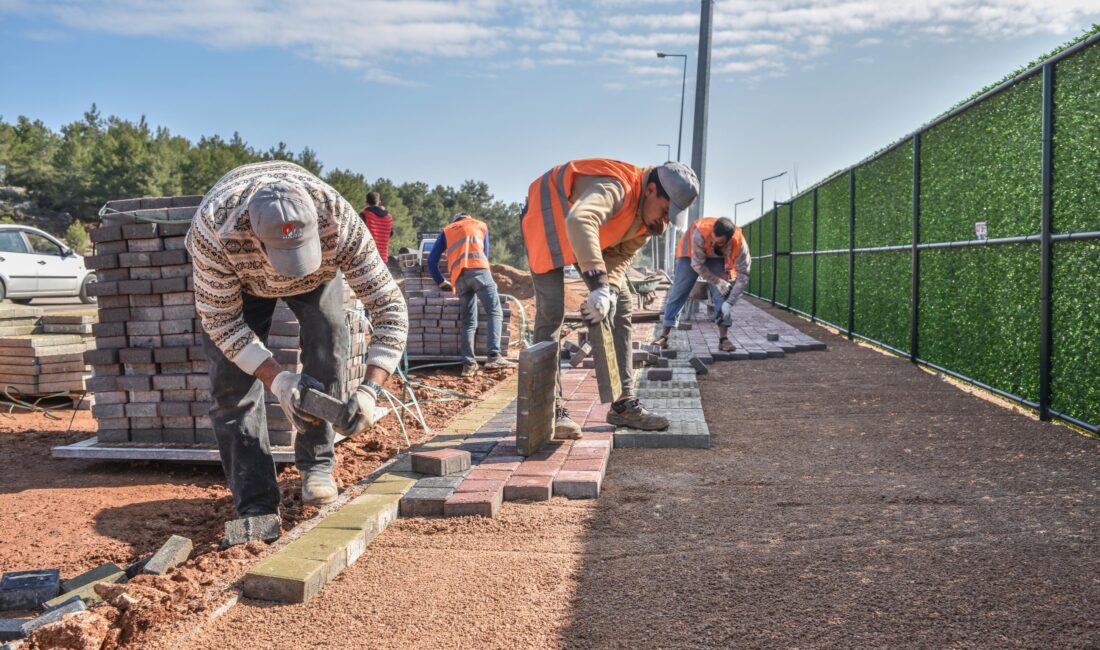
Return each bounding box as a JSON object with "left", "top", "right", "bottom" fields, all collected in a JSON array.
[
  {"left": 656, "top": 161, "right": 700, "bottom": 230},
  {"left": 248, "top": 181, "right": 322, "bottom": 278}
]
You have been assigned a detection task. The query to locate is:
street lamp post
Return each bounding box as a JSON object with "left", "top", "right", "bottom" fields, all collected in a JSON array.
[
  {"left": 760, "top": 171, "right": 787, "bottom": 218},
  {"left": 656, "top": 53, "right": 688, "bottom": 162},
  {"left": 657, "top": 143, "right": 671, "bottom": 161},
  {"left": 733, "top": 198, "right": 753, "bottom": 225}
]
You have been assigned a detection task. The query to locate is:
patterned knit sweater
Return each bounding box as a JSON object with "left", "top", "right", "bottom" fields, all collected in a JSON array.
[{"left": 185, "top": 161, "right": 408, "bottom": 375}]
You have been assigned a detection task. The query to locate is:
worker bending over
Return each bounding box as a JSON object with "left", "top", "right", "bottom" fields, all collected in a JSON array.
[{"left": 654, "top": 216, "right": 750, "bottom": 351}]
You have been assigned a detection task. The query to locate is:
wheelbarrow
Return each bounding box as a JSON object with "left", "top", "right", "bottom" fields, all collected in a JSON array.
[{"left": 627, "top": 276, "right": 662, "bottom": 310}]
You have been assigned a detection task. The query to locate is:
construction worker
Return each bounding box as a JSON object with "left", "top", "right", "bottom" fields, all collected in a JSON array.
[
  {"left": 187, "top": 160, "right": 408, "bottom": 516},
  {"left": 359, "top": 191, "right": 394, "bottom": 263},
  {"left": 522, "top": 158, "right": 699, "bottom": 436},
  {"left": 427, "top": 213, "right": 514, "bottom": 376},
  {"left": 653, "top": 216, "right": 751, "bottom": 351}
]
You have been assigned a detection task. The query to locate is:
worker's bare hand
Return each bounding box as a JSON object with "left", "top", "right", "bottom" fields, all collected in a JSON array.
[{"left": 438, "top": 281, "right": 454, "bottom": 292}]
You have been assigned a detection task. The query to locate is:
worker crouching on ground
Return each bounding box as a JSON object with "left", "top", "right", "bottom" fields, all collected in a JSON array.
[
  {"left": 427, "top": 213, "right": 515, "bottom": 376},
  {"left": 654, "top": 216, "right": 750, "bottom": 351},
  {"left": 522, "top": 158, "right": 699, "bottom": 436},
  {"left": 186, "top": 161, "right": 408, "bottom": 514}
]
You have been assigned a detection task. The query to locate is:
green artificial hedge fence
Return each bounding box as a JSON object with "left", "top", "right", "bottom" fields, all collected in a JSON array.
[{"left": 741, "top": 31, "right": 1100, "bottom": 431}]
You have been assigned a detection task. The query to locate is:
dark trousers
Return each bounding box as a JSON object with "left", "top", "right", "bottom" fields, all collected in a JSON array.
[{"left": 202, "top": 275, "right": 349, "bottom": 517}]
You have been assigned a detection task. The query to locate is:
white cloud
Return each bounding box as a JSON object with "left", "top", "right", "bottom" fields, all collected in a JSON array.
[{"left": 1, "top": 0, "right": 1098, "bottom": 85}]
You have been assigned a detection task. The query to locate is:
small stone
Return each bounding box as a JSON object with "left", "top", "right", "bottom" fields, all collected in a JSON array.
[{"left": 142, "top": 535, "right": 192, "bottom": 575}]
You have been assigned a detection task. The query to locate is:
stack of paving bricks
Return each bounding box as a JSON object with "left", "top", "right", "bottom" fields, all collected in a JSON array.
[
  {"left": 0, "top": 305, "right": 93, "bottom": 396},
  {"left": 397, "top": 251, "right": 512, "bottom": 359},
  {"left": 83, "top": 196, "right": 369, "bottom": 447}
]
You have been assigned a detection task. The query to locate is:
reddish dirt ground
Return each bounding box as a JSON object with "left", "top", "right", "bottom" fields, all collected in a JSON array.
[
  {"left": 186, "top": 299, "right": 1099, "bottom": 650},
  {"left": 0, "top": 367, "right": 513, "bottom": 649}
]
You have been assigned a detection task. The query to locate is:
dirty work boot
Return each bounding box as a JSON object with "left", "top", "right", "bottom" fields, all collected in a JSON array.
[
  {"left": 460, "top": 363, "right": 479, "bottom": 377},
  {"left": 301, "top": 470, "right": 339, "bottom": 505},
  {"left": 554, "top": 405, "right": 583, "bottom": 440},
  {"left": 606, "top": 397, "right": 669, "bottom": 431},
  {"left": 718, "top": 337, "right": 735, "bottom": 352},
  {"left": 483, "top": 355, "right": 516, "bottom": 371},
  {"left": 650, "top": 334, "right": 670, "bottom": 349}
]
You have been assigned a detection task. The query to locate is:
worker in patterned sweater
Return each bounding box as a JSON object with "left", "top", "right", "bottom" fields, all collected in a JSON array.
[
  {"left": 426, "top": 213, "right": 515, "bottom": 377},
  {"left": 653, "top": 216, "right": 751, "bottom": 351},
  {"left": 186, "top": 161, "right": 408, "bottom": 516}
]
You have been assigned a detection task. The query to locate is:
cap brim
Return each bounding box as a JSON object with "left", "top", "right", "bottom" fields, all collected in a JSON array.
[
  {"left": 669, "top": 201, "right": 690, "bottom": 232},
  {"left": 265, "top": 237, "right": 322, "bottom": 278}
]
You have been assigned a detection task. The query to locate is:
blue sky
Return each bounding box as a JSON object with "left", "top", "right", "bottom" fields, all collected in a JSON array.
[{"left": 1, "top": 0, "right": 1099, "bottom": 224}]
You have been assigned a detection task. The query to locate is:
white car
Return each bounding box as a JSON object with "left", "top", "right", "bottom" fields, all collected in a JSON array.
[{"left": 0, "top": 225, "right": 96, "bottom": 304}]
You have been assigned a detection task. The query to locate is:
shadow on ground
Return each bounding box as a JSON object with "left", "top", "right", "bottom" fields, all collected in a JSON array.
[{"left": 560, "top": 300, "right": 1100, "bottom": 648}]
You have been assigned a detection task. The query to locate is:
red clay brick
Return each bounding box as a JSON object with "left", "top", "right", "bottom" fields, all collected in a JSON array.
[
  {"left": 455, "top": 479, "right": 506, "bottom": 494},
  {"left": 561, "top": 458, "right": 606, "bottom": 473},
  {"left": 478, "top": 457, "right": 522, "bottom": 472},
  {"left": 468, "top": 468, "right": 514, "bottom": 482},
  {"left": 503, "top": 475, "right": 553, "bottom": 501},
  {"left": 568, "top": 446, "right": 609, "bottom": 461},
  {"left": 512, "top": 460, "right": 563, "bottom": 477},
  {"left": 443, "top": 490, "right": 502, "bottom": 518}
]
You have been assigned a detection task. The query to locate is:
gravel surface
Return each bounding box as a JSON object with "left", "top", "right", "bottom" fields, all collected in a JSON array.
[{"left": 188, "top": 299, "right": 1100, "bottom": 649}]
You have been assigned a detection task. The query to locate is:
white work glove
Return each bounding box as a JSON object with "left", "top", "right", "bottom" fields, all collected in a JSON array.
[
  {"left": 720, "top": 301, "right": 733, "bottom": 322},
  {"left": 335, "top": 384, "right": 379, "bottom": 436},
  {"left": 271, "top": 371, "right": 323, "bottom": 432},
  {"left": 580, "top": 285, "right": 615, "bottom": 324},
  {"left": 715, "top": 279, "right": 731, "bottom": 298}
]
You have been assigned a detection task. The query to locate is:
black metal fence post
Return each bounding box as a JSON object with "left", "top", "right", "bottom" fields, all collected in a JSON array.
[
  {"left": 848, "top": 170, "right": 856, "bottom": 340},
  {"left": 911, "top": 132, "right": 921, "bottom": 362},
  {"left": 1039, "top": 62, "right": 1055, "bottom": 421},
  {"left": 811, "top": 188, "right": 818, "bottom": 322},
  {"left": 771, "top": 202, "right": 778, "bottom": 307},
  {"left": 787, "top": 203, "right": 793, "bottom": 307}
]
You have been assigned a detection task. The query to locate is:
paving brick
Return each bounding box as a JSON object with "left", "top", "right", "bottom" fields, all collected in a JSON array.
[
  {"left": 223, "top": 513, "right": 282, "bottom": 547},
  {"left": 410, "top": 448, "right": 471, "bottom": 476},
  {"left": 512, "top": 460, "right": 562, "bottom": 477},
  {"left": 361, "top": 472, "right": 421, "bottom": 495},
  {"left": 503, "top": 475, "right": 553, "bottom": 501},
  {"left": 280, "top": 527, "right": 365, "bottom": 583},
  {"left": 689, "top": 356, "right": 709, "bottom": 375},
  {"left": 243, "top": 554, "right": 326, "bottom": 604},
  {"left": 0, "top": 618, "right": 22, "bottom": 642},
  {"left": 646, "top": 368, "right": 673, "bottom": 381},
  {"left": 553, "top": 470, "right": 602, "bottom": 499},
  {"left": 766, "top": 332, "right": 780, "bottom": 341},
  {"left": 398, "top": 487, "right": 453, "bottom": 517},
  {"left": 467, "top": 468, "right": 513, "bottom": 482},
  {"left": 0, "top": 569, "right": 60, "bottom": 610},
  {"left": 515, "top": 341, "right": 557, "bottom": 457},
  {"left": 455, "top": 479, "right": 505, "bottom": 494},
  {"left": 321, "top": 494, "right": 399, "bottom": 541},
  {"left": 443, "top": 490, "right": 502, "bottom": 518},
  {"left": 142, "top": 535, "right": 192, "bottom": 575},
  {"left": 561, "top": 458, "right": 607, "bottom": 473},
  {"left": 43, "top": 564, "right": 124, "bottom": 608},
  {"left": 19, "top": 597, "right": 85, "bottom": 637},
  {"left": 413, "top": 475, "right": 465, "bottom": 490}
]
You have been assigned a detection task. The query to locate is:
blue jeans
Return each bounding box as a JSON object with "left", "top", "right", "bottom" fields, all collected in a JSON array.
[
  {"left": 456, "top": 268, "right": 503, "bottom": 365},
  {"left": 661, "top": 257, "right": 731, "bottom": 327}
]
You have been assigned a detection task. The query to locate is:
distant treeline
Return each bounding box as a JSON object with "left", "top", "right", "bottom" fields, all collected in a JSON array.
[{"left": 0, "top": 105, "right": 528, "bottom": 267}]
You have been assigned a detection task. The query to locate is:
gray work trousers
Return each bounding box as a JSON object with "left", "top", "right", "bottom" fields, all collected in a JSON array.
[
  {"left": 201, "top": 275, "right": 349, "bottom": 517},
  {"left": 531, "top": 268, "right": 634, "bottom": 403}
]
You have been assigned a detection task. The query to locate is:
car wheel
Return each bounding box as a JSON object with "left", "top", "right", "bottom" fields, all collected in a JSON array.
[
  {"left": 79, "top": 274, "right": 97, "bottom": 304},
  {"left": 0, "top": 281, "right": 5, "bottom": 303},
  {"left": 10, "top": 298, "right": 32, "bottom": 305}
]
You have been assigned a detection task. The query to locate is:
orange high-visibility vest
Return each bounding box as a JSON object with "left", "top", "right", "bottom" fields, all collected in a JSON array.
[
  {"left": 522, "top": 158, "right": 648, "bottom": 274},
  {"left": 677, "top": 217, "right": 745, "bottom": 280},
  {"left": 442, "top": 217, "right": 490, "bottom": 285}
]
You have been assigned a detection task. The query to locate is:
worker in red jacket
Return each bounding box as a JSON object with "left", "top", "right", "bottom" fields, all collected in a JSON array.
[{"left": 359, "top": 192, "right": 394, "bottom": 262}]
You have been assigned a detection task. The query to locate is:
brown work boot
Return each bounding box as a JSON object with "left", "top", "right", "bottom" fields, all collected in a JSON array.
[
  {"left": 302, "top": 470, "right": 339, "bottom": 505},
  {"left": 606, "top": 397, "right": 669, "bottom": 431},
  {"left": 718, "top": 337, "right": 735, "bottom": 352},
  {"left": 650, "top": 334, "right": 670, "bottom": 349},
  {"left": 483, "top": 355, "right": 516, "bottom": 371},
  {"left": 460, "top": 363, "right": 479, "bottom": 377},
  {"left": 554, "top": 405, "right": 583, "bottom": 440}
]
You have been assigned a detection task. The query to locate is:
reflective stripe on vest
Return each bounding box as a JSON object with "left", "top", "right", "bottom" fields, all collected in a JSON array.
[
  {"left": 442, "top": 218, "right": 490, "bottom": 285},
  {"left": 677, "top": 218, "right": 744, "bottom": 280},
  {"left": 522, "top": 158, "right": 648, "bottom": 275}
]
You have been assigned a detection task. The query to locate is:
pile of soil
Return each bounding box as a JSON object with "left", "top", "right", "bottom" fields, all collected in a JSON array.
[{"left": 0, "top": 367, "right": 514, "bottom": 649}]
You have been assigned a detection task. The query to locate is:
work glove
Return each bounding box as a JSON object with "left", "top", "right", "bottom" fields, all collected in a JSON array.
[
  {"left": 271, "top": 371, "right": 323, "bottom": 432},
  {"left": 438, "top": 280, "right": 454, "bottom": 293},
  {"left": 335, "top": 384, "right": 379, "bottom": 436},
  {"left": 715, "top": 279, "right": 731, "bottom": 298},
  {"left": 581, "top": 285, "right": 615, "bottom": 324}
]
